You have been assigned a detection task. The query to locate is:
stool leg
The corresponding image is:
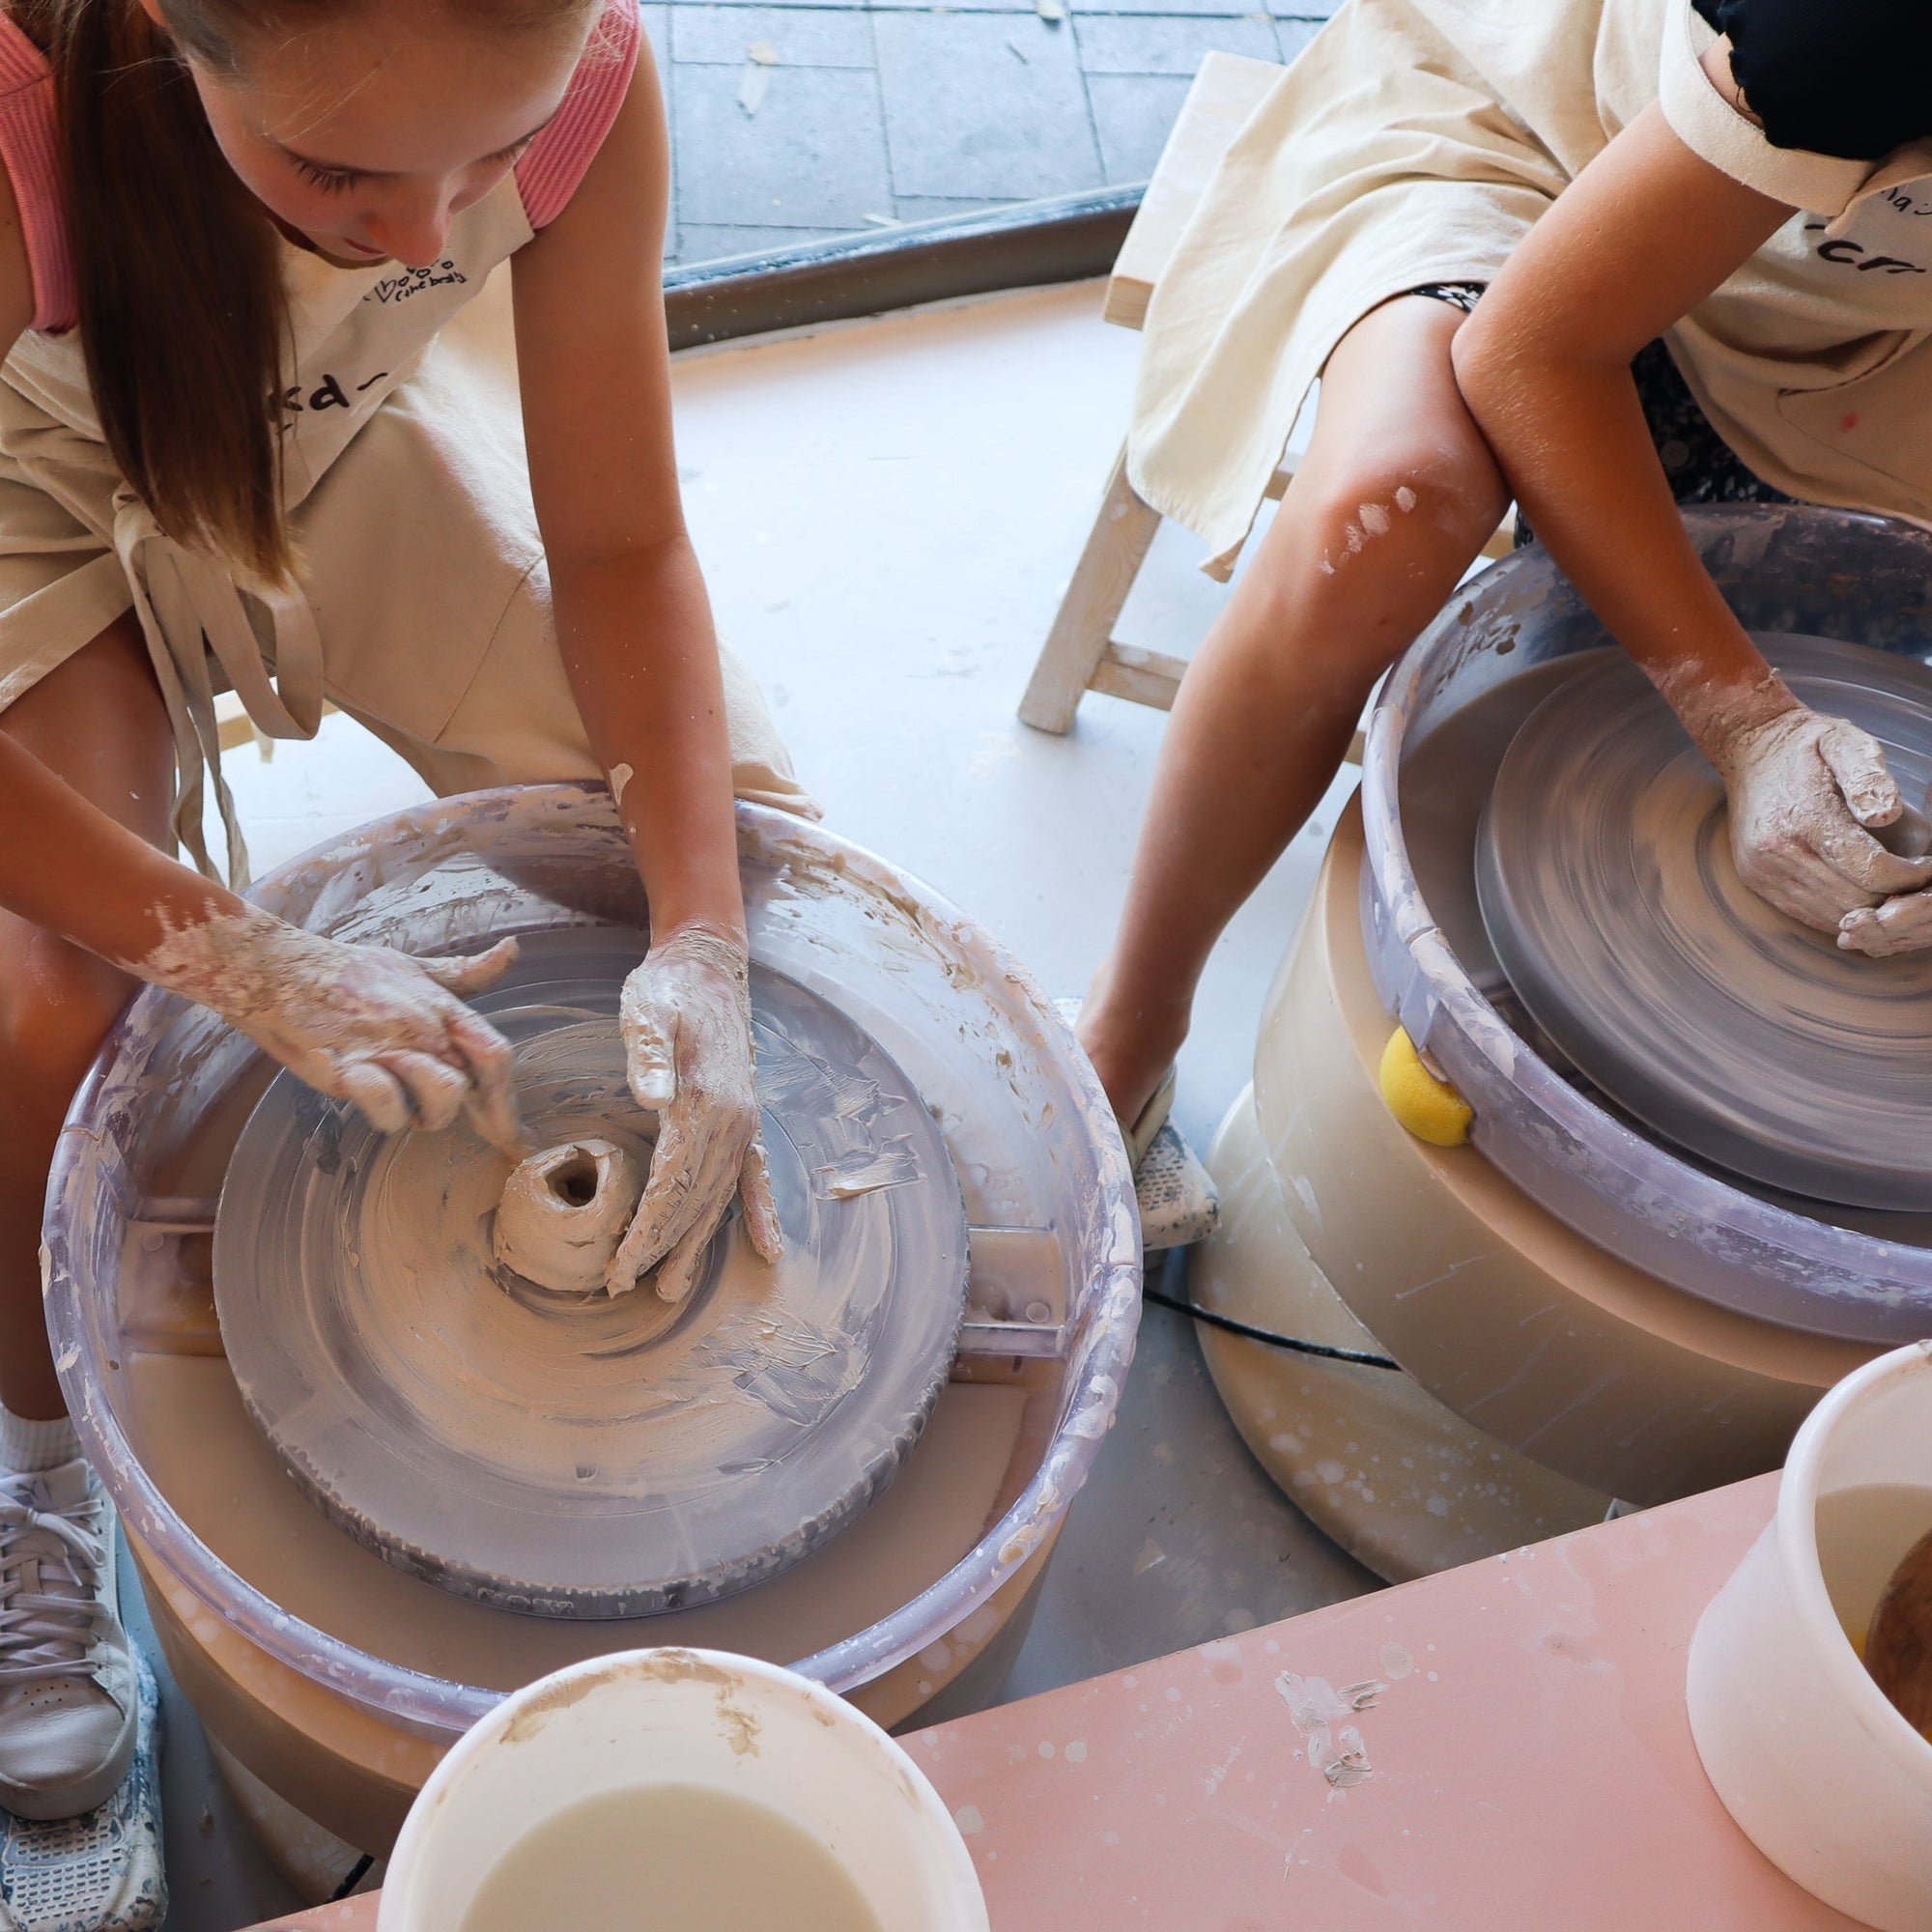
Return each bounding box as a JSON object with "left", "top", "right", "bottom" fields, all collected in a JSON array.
[{"left": 1019, "top": 443, "right": 1162, "bottom": 734}]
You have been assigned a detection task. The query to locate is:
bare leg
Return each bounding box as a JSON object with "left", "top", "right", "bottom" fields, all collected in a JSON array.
[
  {"left": 0, "top": 617, "right": 173, "bottom": 1419},
  {"left": 1080, "top": 297, "right": 1509, "bottom": 1121}
]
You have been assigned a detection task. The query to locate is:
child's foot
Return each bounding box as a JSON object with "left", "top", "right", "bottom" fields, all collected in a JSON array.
[{"left": 0, "top": 1460, "right": 138, "bottom": 1820}]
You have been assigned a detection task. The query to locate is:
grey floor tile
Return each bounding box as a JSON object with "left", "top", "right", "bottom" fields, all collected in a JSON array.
[
  {"left": 640, "top": 3, "right": 670, "bottom": 72},
  {"left": 671, "top": 4, "right": 875, "bottom": 65},
  {"left": 1073, "top": 12, "right": 1275, "bottom": 75},
  {"left": 875, "top": 14, "right": 1101, "bottom": 200},
  {"left": 870, "top": 0, "right": 1045, "bottom": 15},
  {"left": 1068, "top": 0, "right": 1264, "bottom": 18},
  {"left": 894, "top": 194, "right": 1025, "bottom": 222},
  {"left": 674, "top": 222, "right": 863, "bottom": 262},
  {"left": 1273, "top": 14, "right": 1324, "bottom": 54},
  {"left": 1087, "top": 71, "right": 1191, "bottom": 181},
  {"left": 673, "top": 61, "right": 894, "bottom": 228}
]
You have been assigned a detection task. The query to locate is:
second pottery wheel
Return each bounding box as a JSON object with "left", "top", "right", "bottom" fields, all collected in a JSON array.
[
  {"left": 213, "top": 924, "right": 970, "bottom": 1619},
  {"left": 1477, "top": 636, "right": 1932, "bottom": 1210}
]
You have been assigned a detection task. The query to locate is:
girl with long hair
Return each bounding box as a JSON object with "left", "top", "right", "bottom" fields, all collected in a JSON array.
[{"left": 0, "top": 0, "right": 810, "bottom": 1820}]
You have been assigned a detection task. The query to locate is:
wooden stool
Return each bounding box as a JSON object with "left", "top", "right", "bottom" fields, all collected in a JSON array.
[{"left": 1020, "top": 51, "right": 1509, "bottom": 736}]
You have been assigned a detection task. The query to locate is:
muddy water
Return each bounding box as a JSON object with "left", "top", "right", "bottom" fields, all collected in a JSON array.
[{"left": 458, "top": 1784, "right": 884, "bottom": 1932}]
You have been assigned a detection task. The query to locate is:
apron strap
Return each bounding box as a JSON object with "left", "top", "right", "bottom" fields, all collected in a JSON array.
[{"left": 112, "top": 500, "right": 300, "bottom": 889}]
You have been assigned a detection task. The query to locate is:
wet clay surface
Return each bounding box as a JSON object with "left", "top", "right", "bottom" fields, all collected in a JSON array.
[
  {"left": 213, "top": 926, "right": 970, "bottom": 1617},
  {"left": 1477, "top": 638, "right": 1932, "bottom": 1209}
]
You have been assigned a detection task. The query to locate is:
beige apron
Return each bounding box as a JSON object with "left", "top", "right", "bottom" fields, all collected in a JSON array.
[
  {"left": 0, "top": 172, "right": 810, "bottom": 882},
  {"left": 1132, "top": 0, "right": 1932, "bottom": 578}
]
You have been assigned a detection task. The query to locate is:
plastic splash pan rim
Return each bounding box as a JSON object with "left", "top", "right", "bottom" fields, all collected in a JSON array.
[
  {"left": 44, "top": 787, "right": 1141, "bottom": 1744},
  {"left": 1360, "top": 503, "right": 1932, "bottom": 1344}
]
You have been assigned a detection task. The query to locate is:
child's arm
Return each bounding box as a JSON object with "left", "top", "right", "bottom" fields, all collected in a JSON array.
[
  {"left": 0, "top": 174, "right": 521, "bottom": 1143},
  {"left": 0, "top": 727, "right": 523, "bottom": 1140},
  {"left": 511, "top": 40, "right": 781, "bottom": 1300},
  {"left": 1453, "top": 92, "right": 1932, "bottom": 942}
]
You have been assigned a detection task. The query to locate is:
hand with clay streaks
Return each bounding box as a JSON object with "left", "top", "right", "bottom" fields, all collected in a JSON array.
[
  {"left": 609, "top": 925, "right": 782, "bottom": 1302},
  {"left": 1714, "top": 702, "right": 1932, "bottom": 939},
  {"left": 1840, "top": 889, "right": 1932, "bottom": 957},
  {"left": 135, "top": 902, "right": 526, "bottom": 1150}
]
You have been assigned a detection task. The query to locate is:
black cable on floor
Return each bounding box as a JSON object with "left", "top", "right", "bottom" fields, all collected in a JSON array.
[
  {"left": 329, "top": 1855, "right": 376, "bottom": 1903},
  {"left": 1141, "top": 1284, "right": 1403, "bottom": 1370}
]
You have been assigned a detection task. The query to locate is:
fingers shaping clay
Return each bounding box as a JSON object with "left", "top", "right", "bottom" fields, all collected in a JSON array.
[
  {"left": 1477, "top": 636, "right": 1932, "bottom": 1210},
  {"left": 493, "top": 1140, "right": 642, "bottom": 1296}
]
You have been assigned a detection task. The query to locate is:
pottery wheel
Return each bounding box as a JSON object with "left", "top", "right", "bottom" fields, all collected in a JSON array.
[
  {"left": 1477, "top": 636, "right": 1932, "bottom": 1210},
  {"left": 213, "top": 925, "right": 970, "bottom": 1618}
]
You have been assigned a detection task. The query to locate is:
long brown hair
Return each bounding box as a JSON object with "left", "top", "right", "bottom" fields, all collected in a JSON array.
[{"left": 13, "top": 0, "right": 596, "bottom": 584}]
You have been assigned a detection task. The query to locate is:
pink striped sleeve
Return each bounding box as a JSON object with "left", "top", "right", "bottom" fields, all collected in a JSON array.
[
  {"left": 0, "top": 14, "right": 70, "bottom": 333},
  {"left": 515, "top": 0, "right": 642, "bottom": 230}
]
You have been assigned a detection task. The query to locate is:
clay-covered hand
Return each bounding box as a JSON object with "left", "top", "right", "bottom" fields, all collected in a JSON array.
[
  {"left": 1712, "top": 699, "right": 1932, "bottom": 935},
  {"left": 608, "top": 925, "right": 782, "bottom": 1302},
  {"left": 134, "top": 902, "right": 524, "bottom": 1148},
  {"left": 1840, "top": 889, "right": 1932, "bottom": 957}
]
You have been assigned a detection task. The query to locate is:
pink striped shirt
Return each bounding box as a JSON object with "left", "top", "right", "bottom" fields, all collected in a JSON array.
[{"left": 0, "top": 0, "right": 639, "bottom": 334}]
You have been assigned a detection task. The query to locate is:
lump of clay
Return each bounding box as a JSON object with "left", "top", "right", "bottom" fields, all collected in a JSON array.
[{"left": 493, "top": 1140, "right": 642, "bottom": 1296}]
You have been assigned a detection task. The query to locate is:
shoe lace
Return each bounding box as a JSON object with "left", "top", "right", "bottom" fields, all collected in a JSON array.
[{"left": 0, "top": 1474, "right": 106, "bottom": 1688}]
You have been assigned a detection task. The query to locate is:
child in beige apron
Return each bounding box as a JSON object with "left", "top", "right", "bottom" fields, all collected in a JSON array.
[
  {"left": 1081, "top": 0, "right": 1932, "bottom": 1145},
  {"left": 0, "top": 178, "right": 810, "bottom": 885},
  {"left": 0, "top": 0, "right": 810, "bottom": 1839}
]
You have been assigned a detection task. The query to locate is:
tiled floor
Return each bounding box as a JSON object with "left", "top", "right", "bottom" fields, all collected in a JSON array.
[
  {"left": 650, "top": 0, "right": 1336, "bottom": 264},
  {"left": 149, "top": 281, "right": 1371, "bottom": 1927}
]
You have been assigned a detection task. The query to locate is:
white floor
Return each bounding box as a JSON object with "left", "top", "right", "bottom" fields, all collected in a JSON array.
[{"left": 162, "top": 281, "right": 1374, "bottom": 1926}]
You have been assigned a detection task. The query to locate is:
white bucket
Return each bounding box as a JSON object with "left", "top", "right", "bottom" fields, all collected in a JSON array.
[
  {"left": 377, "top": 1648, "right": 988, "bottom": 1932},
  {"left": 1688, "top": 1342, "right": 1932, "bottom": 1931}
]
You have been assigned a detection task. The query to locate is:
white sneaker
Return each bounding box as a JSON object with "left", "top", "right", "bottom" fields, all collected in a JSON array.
[
  {"left": 0, "top": 1462, "right": 137, "bottom": 1821},
  {"left": 0, "top": 1654, "right": 166, "bottom": 1932},
  {"left": 1136, "top": 1122, "right": 1221, "bottom": 1253}
]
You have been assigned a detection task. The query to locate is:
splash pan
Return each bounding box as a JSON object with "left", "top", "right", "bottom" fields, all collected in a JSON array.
[
  {"left": 1364, "top": 506, "right": 1932, "bottom": 1342},
  {"left": 44, "top": 788, "right": 1139, "bottom": 1747}
]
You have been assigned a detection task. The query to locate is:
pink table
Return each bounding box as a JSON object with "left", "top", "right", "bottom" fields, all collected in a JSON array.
[{"left": 252, "top": 1473, "right": 1860, "bottom": 1931}]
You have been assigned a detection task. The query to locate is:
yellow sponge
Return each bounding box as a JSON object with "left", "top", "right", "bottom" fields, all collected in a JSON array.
[{"left": 1379, "top": 1027, "right": 1473, "bottom": 1148}]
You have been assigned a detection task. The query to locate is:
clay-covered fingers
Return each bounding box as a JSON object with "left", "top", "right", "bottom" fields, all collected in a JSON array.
[
  {"left": 1804, "top": 797, "right": 1932, "bottom": 900},
  {"left": 608, "top": 930, "right": 774, "bottom": 1296},
  {"left": 1818, "top": 720, "right": 1905, "bottom": 829},
  {"left": 373, "top": 1049, "right": 470, "bottom": 1133},
  {"left": 333, "top": 1060, "right": 415, "bottom": 1135},
  {"left": 653, "top": 1212, "right": 722, "bottom": 1307},
  {"left": 616, "top": 1103, "right": 745, "bottom": 1291},
  {"left": 1724, "top": 708, "right": 1932, "bottom": 932},
  {"left": 418, "top": 937, "right": 521, "bottom": 998},
  {"left": 1841, "top": 891, "right": 1932, "bottom": 957},
  {"left": 1731, "top": 838, "right": 1875, "bottom": 934},
  {"left": 444, "top": 1006, "right": 524, "bottom": 1153},
  {"left": 739, "top": 1136, "right": 784, "bottom": 1264},
  {"left": 620, "top": 976, "right": 677, "bottom": 1114}
]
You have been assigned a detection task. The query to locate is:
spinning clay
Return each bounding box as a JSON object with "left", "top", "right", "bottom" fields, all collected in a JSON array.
[
  {"left": 1478, "top": 636, "right": 1932, "bottom": 1210},
  {"left": 493, "top": 1139, "right": 643, "bottom": 1296}
]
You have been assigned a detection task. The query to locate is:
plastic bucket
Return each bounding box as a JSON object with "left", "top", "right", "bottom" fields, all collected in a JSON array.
[
  {"left": 378, "top": 1647, "right": 987, "bottom": 1932},
  {"left": 1687, "top": 1342, "right": 1932, "bottom": 1930}
]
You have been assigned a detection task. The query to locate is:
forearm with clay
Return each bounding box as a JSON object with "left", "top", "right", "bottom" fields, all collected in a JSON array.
[
  {"left": 516, "top": 99, "right": 782, "bottom": 1296},
  {"left": 1453, "top": 100, "right": 1932, "bottom": 943},
  {"left": 545, "top": 544, "right": 782, "bottom": 1301},
  {"left": 0, "top": 729, "right": 523, "bottom": 1144}
]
